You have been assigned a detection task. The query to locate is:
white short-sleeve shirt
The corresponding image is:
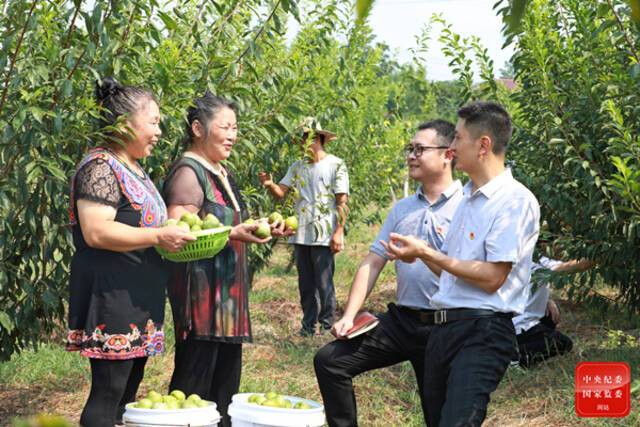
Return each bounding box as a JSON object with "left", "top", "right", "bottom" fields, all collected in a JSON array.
[
  {"left": 280, "top": 154, "right": 349, "bottom": 246},
  {"left": 431, "top": 169, "right": 540, "bottom": 314},
  {"left": 513, "top": 256, "right": 563, "bottom": 333}
]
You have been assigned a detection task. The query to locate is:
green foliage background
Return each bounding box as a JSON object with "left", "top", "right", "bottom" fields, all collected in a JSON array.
[
  {"left": 3, "top": 0, "right": 639, "bottom": 363},
  {"left": 504, "top": 0, "right": 640, "bottom": 310},
  {"left": 433, "top": 0, "right": 640, "bottom": 312},
  {"left": 0, "top": 0, "right": 440, "bottom": 360}
]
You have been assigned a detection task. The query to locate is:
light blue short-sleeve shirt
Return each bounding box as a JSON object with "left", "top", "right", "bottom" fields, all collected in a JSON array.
[
  {"left": 431, "top": 169, "right": 540, "bottom": 314},
  {"left": 370, "top": 181, "right": 463, "bottom": 310}
]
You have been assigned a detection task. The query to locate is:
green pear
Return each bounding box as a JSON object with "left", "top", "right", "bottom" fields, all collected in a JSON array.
[
  {"left": 147, "top": 391, "right": 162, "bottom": 403},
  {"left": 264, "top": 391, "right": 279, "bottom": 400},
  {"left": 284, "top": 216, "right": 298, "bottom": 231},
  {"left": 180, "top": 212, "right": 199, "bottom": 227},
  {"left": 196, "top": 400, "right": 209, "bottom": 408},
  {"left": 181, "top": 400, "right": 198, "bottom": 409},
  {"left": 294, "top": 401, "right": 312, "bottom": 409},
  {"left": 151, "top": 402, "right": 168, "bottom": 410},
  {"left": 170, "top": 390, "right": 186, "bottom": 401},
  {"left": 176, "top": 221, "right": 190, "bottom": 232},
  {"left": 187, "top": 393, "right": 202, "bottom": 403},
  {"left": 261, "top": 399, "right": 281, "bottom": 408},
  {"left": 166, "top": 400, "right": 180, "bottom": 409},
  {"left": 268, "top": 212, "right": 283, "bottom": 224},
  {"left": 202, "top": 213, "right": 221, "bottom": 229},
  {"left": 136, "top": 398, "right": 153, "bottom": 409},
  {"left": 254, "top": 223, "right": 271, "bottom": 239},
  {"left": 162, "top": 395, "right": 178, "bottom": 405}
]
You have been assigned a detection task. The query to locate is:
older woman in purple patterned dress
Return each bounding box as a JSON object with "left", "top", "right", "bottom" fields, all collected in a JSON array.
[{"left": 65, "top": 77, "right": 194, "bottom": 427}]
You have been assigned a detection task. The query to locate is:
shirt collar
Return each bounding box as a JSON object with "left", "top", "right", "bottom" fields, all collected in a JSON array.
[
  {"left": 416, "top": 180, "right": 462, "bottom": 205},
  {"left": 443, "top": 180, "right": 463, "bottom": 199},
  {"left": 464, "top": 168, "right": 513, "bottom": 199},
  {"left": 183, "top": 151, "right": 227, "bottom": 178}
]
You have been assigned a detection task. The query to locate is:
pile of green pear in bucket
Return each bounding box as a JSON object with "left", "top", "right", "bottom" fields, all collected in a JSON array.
[
  {"left": 247, "top": 392, "right": 312, "bottom": 409},
  {"left": 132, "top": 390, "right": 212, "bottom": 410}
]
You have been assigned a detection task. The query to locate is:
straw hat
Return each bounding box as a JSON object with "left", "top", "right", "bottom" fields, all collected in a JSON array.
[{"left": 296, "top": 117, "right": 337, "bottom": 142}]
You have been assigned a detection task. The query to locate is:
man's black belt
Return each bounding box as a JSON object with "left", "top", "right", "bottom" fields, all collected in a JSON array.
[{"left": 399, "top": 306, "right": 513, "bottom": 325}]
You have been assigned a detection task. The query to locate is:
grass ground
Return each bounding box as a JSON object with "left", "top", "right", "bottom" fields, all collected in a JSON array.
[{"left": 1, "top": 220, "right": 639, "bottom": 426}]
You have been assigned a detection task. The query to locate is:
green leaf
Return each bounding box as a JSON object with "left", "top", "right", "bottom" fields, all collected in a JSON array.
[
  {"left": 29, "top": 107, "right": 45, "bottom": 124},
  {"left": 158, "top": 11, "right": 177, "bottom": 31},
  {"left": 113, "top": 58, "right": 122, "bottom": 75},
  {"left": 503, "top": 0, "right": 530, "bottom": 33},
  {"left": 62, "top": 79, "right": 73, "bottom": 99},
  {"left": 42, "top": 161, "right": 67, "bottom": 181},
  {"left": 356, "top": 0, "right": 375, "bottom": 23},
  {"left": 0, "top": 311, "right": 13, "bottom": 333}
]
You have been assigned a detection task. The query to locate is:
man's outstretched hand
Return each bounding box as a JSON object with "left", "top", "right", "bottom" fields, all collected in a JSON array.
[{"left": 380, "top": 232, "right": 432, "bottom": 263}]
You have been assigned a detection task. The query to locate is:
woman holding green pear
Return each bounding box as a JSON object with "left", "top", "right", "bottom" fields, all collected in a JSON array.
[
  {"left": 65, "top": 77, "right": 194, "bottom": 427},
  {"left": 162, "top": 91, "right": 289, "bottom": 426}
]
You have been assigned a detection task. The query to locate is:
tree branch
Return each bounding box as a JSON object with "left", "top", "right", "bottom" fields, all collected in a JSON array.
[
  {"left": 0, "top": 1, "right": 38, "bottom": 115},
  {"left": 607, "top": 0, "right": 640, "bottom": 64},
  {"left": 63, "top": 1, "right": 82, "bottom": 49},
  {"left": 217, "top": 0, "right": 283, "bottom": 87},
  {"left": 200, "top": 0, "right": 246, "bottom": 85},
  {"left": 114, "top": 6, "right": 137, "bottom": 57}
]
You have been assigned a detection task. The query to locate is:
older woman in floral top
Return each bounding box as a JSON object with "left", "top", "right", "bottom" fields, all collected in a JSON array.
[{"left": 66, "top": 77, "right": 193, "bottom": 427}]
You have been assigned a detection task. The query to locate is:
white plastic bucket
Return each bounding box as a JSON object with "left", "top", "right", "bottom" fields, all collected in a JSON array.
[
  {"left": 123, "top": 401, "right": 221, "bottom": 426},
  {"left": 228, "top": 393, "right": 325, "bottom": 427}
]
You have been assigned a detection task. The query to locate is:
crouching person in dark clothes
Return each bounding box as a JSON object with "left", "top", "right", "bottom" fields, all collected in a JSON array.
[{"left": 514, "top": 256, "right": 592, "bottom": 368}]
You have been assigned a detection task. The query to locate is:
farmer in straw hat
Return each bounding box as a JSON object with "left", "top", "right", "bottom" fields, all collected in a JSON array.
[{"left": 259, "top": 117, "right": 349, "bottom": 336}]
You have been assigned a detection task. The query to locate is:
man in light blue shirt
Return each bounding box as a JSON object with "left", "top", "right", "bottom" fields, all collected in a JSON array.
[
  {"left": 384, "top": 102, "right": 540, "bottom": 427},
  {"left": 314, "top": 120, "right": 462, "bottom": 427}
]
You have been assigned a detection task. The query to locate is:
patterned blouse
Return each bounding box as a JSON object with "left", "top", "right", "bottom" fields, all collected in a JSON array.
[
  {"left": 163, "top": 156, "right": 252, "bottom": 343},
  {"left": 65, "top": 148, "right": 168, "bottom": 360}
]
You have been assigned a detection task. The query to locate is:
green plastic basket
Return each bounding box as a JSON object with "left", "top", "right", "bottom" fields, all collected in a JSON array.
[{"left": 156, "top": 226, "right": 232, "bottom": 262}]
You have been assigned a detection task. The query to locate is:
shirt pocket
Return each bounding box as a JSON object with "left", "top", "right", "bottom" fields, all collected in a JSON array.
[
  {"left": 423, "top": 212, "right": 448, "bottom": 250},
  {"left": 458, "top": 211, "right": 490, "bottom": 260},
  {"left": 433, "top": 212, "right": 451, "bottom": 236}
]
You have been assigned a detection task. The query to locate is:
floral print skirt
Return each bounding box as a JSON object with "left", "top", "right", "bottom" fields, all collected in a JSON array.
[{"left": 66, "top": 248, "right": 168, "bottom": 360}]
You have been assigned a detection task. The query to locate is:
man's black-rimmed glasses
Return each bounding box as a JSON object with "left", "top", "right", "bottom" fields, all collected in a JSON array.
[{"left": 403, "top": 144, "right": 449, "bottom": 158}]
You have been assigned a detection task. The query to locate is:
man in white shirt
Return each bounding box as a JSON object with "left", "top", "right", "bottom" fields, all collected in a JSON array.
[
  {"left": 313, "top": 120, "right": 462, "bottom": 426},
  {"left": 383, "top": 101, "right": 540, "bottom": 426},
  {"left": 259, "top": 118, "right": 349, "bottom": 336},
  {"left": 514, "top": 255, "right": 592, "bottom": 367}
]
